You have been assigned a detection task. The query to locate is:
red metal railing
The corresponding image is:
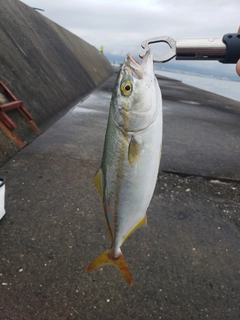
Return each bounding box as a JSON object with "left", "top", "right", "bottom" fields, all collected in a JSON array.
[{"left": 0, "top": 80, "right": 40, "bottom": 147}]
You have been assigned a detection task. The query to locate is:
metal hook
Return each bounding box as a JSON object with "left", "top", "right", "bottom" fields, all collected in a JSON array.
[{"left": 140, "top": 36, "right": 177, "bottom": 63}]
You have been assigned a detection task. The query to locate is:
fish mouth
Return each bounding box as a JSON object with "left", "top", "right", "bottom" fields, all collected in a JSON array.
[{"left": 126, "top": 50, "right": 151, "bottom": 79}]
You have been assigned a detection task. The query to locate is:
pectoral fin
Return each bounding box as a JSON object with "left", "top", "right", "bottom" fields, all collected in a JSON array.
[{"left": 128, "top": 135, "right": 141, "bottom": 166}]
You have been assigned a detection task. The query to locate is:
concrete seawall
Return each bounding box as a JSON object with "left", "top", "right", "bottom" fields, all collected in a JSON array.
[{"left": 0, "top": 0, "right": 113, "bottom": 166}]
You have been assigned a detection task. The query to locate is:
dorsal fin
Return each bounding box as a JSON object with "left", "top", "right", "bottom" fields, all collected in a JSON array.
[{"left": 93, "top": 168, "right": 103, "bottom": 200}]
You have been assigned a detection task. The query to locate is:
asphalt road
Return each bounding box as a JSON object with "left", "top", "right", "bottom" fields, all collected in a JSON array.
[{"left": 0, "top": 72, "right": 240, "bottom": 319}]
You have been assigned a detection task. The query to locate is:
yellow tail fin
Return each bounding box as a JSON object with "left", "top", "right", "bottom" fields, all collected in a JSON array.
[{"left": 86, "top": 249, "right": 133, "bottom": 286}]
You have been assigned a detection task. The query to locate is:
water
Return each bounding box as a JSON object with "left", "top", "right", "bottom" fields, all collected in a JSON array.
[{"left": 155, "top": 70, "right": 240, "bottom": 103}]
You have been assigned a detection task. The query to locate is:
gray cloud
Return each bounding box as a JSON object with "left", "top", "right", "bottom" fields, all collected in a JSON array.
[{"left": 20, "top": 0, "right": 240, "bottom": 76}]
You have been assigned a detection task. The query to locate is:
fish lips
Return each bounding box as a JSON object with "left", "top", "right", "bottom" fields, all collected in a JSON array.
[{"left": 126, "top": 50, "right": 153, "bottom": 79}]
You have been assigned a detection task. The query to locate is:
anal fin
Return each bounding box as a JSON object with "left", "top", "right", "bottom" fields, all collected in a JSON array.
[{"left": 121, "top": 215, "right": 147, "bottom": 245}]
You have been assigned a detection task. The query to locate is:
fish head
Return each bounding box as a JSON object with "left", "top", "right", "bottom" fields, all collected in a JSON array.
[{"left": 112, "top": 50, "right": 161, "bottom": 133}]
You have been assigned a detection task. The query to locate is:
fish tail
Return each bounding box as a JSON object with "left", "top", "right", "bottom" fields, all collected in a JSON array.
[{"left": 86, "top": 248, "right": 133, "bottom": 286}]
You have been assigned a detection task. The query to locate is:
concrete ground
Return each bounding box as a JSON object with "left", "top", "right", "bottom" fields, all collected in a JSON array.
[{"left": 0, "top": 72, "right": 240, "bottom": 320}]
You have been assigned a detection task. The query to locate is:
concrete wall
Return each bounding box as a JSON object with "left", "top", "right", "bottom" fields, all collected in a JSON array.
[{"left": 0, "top": 0, "right": 113, "bottom": 166}]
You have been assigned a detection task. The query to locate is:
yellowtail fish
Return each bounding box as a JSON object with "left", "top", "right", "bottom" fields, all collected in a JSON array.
[{"left": 86, "top": 50, "right": 162, "bottom": 286}]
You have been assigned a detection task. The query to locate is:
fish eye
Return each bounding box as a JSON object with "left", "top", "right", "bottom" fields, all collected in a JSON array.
[{"left": 121, "top": 80, "right": 133, "bottom": 96}]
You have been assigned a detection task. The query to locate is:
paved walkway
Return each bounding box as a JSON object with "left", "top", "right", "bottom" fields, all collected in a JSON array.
[{"left": 1, "top": 73, "right": 240, "bottom": 319}]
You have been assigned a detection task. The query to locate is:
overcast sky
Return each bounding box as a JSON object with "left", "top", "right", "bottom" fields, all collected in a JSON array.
[{"left": 20, "top": 0, "right": 240, "bottom": 77}]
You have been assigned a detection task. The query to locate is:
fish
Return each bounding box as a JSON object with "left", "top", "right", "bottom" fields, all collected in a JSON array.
[{"left": 86, "top": 50, "right": 162, "bottom": 286}]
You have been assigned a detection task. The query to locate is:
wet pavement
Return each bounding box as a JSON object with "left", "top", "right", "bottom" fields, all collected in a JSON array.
[{"left": 0, "top": 72, "right": 240, "bottom": 319}]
